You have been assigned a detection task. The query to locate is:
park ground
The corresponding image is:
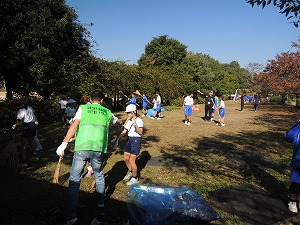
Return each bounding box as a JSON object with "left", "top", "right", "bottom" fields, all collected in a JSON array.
[{"left": 1, "top": 100, "right": 300, "bottom": 225}]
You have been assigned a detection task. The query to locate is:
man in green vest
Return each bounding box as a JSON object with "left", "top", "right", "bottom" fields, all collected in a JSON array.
[{"left": 56, "top": 90, "right": 122, "bottom": 225}]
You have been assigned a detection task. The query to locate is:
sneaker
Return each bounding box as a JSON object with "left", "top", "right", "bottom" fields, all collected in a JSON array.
[
  {"left": 288, "top": 201, "right": 298, "bottom": 213},
  {"left": 17, "top": 162, "right": 28, "bottom": 169},
  {"left": 187, "top": 122, "right": 191, "bottom": 125},
  {"left": 85, "top": 166, "right": 94, "bottom": 177},
  {"left": 184, "top": 121, "right": 188, "bottom": 124},
  {"left": 127, "top": 177, "right": 138, "bottom": 186},
  {"left": 123, "top": 172, "right": 133, "bottom": 181},
  {"left": 149, "top": 117, "right": 154, "bottom": 120},
  {"left": 65, "top": 217, "right": 78, "bottom": 225},
  {"left": 29, "top": 156, "right": 39, "bottom": 162},
  {"left": 157, "top": 117, "right": 161, "bottom": 120},
  {"left": 221, "top": 123, "right": 225, "bottom": 126},
  {"left": 216, "top": 123, "right": 220, "bottom": 126},
  {"left": 211, "top": 117, "right": 214, "bottom": 121},
  {"left": 90, "top": 218, "right": 105, "bottom": 225}
]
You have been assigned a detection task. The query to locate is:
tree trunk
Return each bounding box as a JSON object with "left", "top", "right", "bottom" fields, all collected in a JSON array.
[
  {"left": 5, "top": 83, "right": 12, "bottom": 99},
  {"left": 296, "top": 94, "right": 300, "bottom": 107},
  {"left": 281, "top": 94, "right": 287, "bottom": 105}
]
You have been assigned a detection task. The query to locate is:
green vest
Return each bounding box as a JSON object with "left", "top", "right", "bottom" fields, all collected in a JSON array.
[{"left": 74, "top": 104, "right": 113, "bottom": 153}]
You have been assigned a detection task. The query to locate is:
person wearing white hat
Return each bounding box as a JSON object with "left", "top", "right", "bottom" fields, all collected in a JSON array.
[{"left": 121, "top": 104, "right": 144, "bottom": 185}]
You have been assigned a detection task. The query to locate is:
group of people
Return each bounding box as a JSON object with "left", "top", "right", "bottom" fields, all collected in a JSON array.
[
  {"left": 183, "top": 90, "right": 226, "bottom": 126},
  {"left": 126, "top": 91, "right": 163, "bottom": 119},
  {"left": 56, "top": 89, "right": 166, "bottom": 224},
  {"left": 10, "top": 88, "right": 300, "bottom": 222},
  {"left": 56, "top": 90, "right": 144, "bottom": 225},
  {"left": 58, "top": 96, "right": 81, "bottom": 125},
  {"left": 240, "top": 92, "right": 261, "bottom": 112}
]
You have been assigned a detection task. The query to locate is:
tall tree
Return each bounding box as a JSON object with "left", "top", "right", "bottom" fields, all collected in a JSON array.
[
  {"left": 138, "top": 35, "right": 187, "bottom": 67},
  {"left": 0, "top": 0, "right": 91, "bottom": 98},
  {"left": 247, "top": 0, "right": 300, "bottom": 27},
  {"left": 252, "top": 45, "right": 300, "bottom": 105}
]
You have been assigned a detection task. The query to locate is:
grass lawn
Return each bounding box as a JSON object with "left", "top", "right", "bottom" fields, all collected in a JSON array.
[{"left": 0, "top": 101, "right": 299, "bottom": 225}]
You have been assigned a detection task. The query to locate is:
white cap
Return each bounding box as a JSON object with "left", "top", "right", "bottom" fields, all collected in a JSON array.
[{"left": 125, "top": 104, "right": 136, "bottom": 112}]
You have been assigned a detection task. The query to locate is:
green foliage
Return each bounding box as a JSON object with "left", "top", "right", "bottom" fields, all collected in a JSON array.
[
  {"left": 169, "top": 97, "right": 184, "bottom": 107},
  {"left": 0, "top": 102, "right": 16, "bottom": 127},
  {"left": 0, "top": 1, "right": 253, "bottom": 108},
  {"left": 138, "top": 35, "right": 187, "bottom": 66},
  {"left": 25, "top": 98, "right": 61, "bottom": 124},
  {"left": 269, "top": 95, "right": 283, "bottom": 105},
  {"left": 247, "top": 0, "right": 300, "bottom": 27},
  {"left": 0, "top": 0, "right": 92, "bottom": 98}
]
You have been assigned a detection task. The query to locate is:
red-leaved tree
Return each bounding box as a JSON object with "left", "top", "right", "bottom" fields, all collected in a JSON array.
[{"left": 252, "top": 41, "right": 300, "bottom": 106}]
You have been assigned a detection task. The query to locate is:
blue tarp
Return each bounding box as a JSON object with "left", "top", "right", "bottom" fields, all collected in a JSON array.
[{"left": 127, "top": 185, "right": 221, "bottom": 225}]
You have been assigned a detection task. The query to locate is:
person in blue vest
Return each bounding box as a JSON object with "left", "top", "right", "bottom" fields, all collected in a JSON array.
[{"left": 286, "top": 120, "right": 300, "bottom": 213}]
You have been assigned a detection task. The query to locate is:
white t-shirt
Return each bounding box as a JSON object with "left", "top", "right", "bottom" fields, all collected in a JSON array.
[
  {"left": 220, "top": 100, "right": 225, "bottom": 108},
  {"left": 152, "top": 98, "right": 157, "bottom": 109},
  {"left": 74, "top": 105, "right": 119, "bottom": 124},
  {"left": 17, "top": 106, "right": 35, "bottom": 123},
  {"left": 184, "top": 96, "right": 194, "bottom": 106},
  {"left": 156, "top": 95, "right": 161, "bottom": 104},
  {"left": 124, "top": 117, "right": 143, "bottom": 138},
  {"left": 59, "top": 100, "right": 68, "bottom": 109}
]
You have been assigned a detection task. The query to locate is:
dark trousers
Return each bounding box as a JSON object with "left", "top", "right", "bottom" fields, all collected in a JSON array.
[
  {"left": 241, "top": 101, "right": 244, "bottom": 111},
  {"left": 204, "top": 105, "right": 212, "bottom": 120}
]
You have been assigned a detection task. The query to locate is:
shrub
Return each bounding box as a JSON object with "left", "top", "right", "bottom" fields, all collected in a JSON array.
[
  {"left": 170, "top": 97, "right": 184, "bottom": 107},
  {"left": 269, "top": 95, "right": 282, "bottom": 105}
]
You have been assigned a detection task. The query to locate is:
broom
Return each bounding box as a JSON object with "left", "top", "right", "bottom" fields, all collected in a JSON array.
[
  {"left": 119, "top": 90, "right": 140, "bottom": 107},
  {"left": 133, "top": 90, "right": 142, "bottom": 97},
  {"left": 134, "top": 90, "right": 152, "bottom": 104},
  {"left": 53, "top": 156, "right": 63, "bottom": 184}
]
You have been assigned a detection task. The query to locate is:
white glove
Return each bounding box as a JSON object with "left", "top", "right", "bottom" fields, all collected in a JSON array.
[
  {"left": 35, "top": 121, "right": 39, "bottom": 125},
  {"left": 56, "top": 142, "right": 68, "bottom": 156},
  {"left": 12, "top": 124, "right": 17, "bottom": 130}
]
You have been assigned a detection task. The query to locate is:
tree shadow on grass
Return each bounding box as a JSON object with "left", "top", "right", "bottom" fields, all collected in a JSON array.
[
  {"left": 153, "top": 106, "right": 299, "bottom": 224},
  {"left": 208, "top": 183, "right": 295, "bottom": 225},
  {"left": 105, "top": 150, "right": 152, "bottom": 200}
]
